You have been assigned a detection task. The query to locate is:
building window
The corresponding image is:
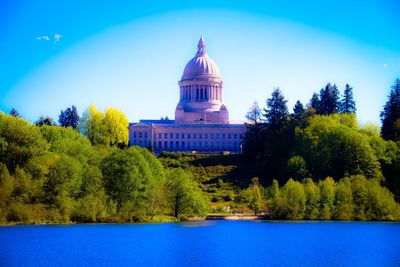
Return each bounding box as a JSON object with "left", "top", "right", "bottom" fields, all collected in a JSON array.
[
  {"left": 164, "top": 141, "right": 168, "bottom": 148},
  {"left": 170, "top": 133, "right": 173, "bottom": 139},
  {"left": 234, "top": 133, "right": 238, "bottom": 139},
  {"left": 158, "top": 133, "right": 161, "bottom": 139},
  {"left": 240, "top": 134, "right": 243, "bottom": 139},
  {"left": 181, "top": 133, "right": 185, "bottom": 139},
  {"left": 176, "top": 141, "right": 179, "bottom": 148},
  {"left": 182, "top": 141, "right": 185, "bottom": 148},
  {"left": 133, "top": 132, "right": 137, "bottom": 138},
  {"left": 205, "top": 134, "right": 208, "bottom": 139},
  {"left": 193, "top": 133, "right": 197, "bottom": 138},
  {"left": 188, "top": 133, "right": 191, "bottom": 139},
  {"left": 216, "top": 133, "right": 220, "bottom": 139},
  {"left": 176, "top": 133, "right": 179, "bottom": 139},
  {"left": 222, "top": 133, "right": 225, "bottom": 139},
  {"left": 199, "top": 134, "right": 202, "bottom": 139},
  {"left": 211, "top": 133, "right": 214, "bottom": 139},
  {"left": 164, "top": 133, "right": 167, "bottom": 139},
  {"left": 228, "top": 133, "right": 231, "bottom": 139},
  {"left": 145, "top": 132, "right": 148, "bottom": 138},
  {"left": 170, "top": 141, "right": 173, "bottom": 148},
  {"left": 158, "top": 141, "right": 162, "bottom": 148},
  {"left": 139, "top": 132, "right": 143, "bottom": 138}
]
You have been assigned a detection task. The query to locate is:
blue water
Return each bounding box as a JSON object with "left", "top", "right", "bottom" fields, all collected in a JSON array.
[{"left": 1, "top": 221, "right": 400, "bottom": 267}]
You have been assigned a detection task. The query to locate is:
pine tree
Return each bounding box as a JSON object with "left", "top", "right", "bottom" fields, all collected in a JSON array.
[
  {"left": 380, "top": 78, "right": 400, "bottom": 141},
  {"left": 59, "top": 105, "right": 80, "bottom": 129},
  {"left": 263, "top": 88, "right": 289, "bottom": 128},
  {"left": 308, "top": 93, "right": 320, "bottom": 113},
  {"left": 319, "top": 83, "right": 340, "bottom": 115},
  {"left": 293, "top": 100, "right": 305, "bottom": 119},
  {"left": 35, "top": 116, "right": 55, "bottom": 126},
  {"left": 340, "top": 84, "right": 356, "bottom": 114}
]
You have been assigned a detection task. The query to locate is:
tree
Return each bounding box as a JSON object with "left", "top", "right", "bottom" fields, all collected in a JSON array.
[
  {"left": 333, "top": 177, "right": 354, "bottom": 220},
  {"left": 318, "top": 83, "right": 340, "bottom": 115},
  {"left": 59, "top": 105, "right": 80, "bottom": 129},
  {"left": 35, "top": 116, "right": 55, "bottom": 126},
  {"left": 308, "top": 92, "right": 320, "bottom": 112},
  {"left": 293, "top": 100, "right": 306, "bottom": 119},
  {"left": 80, "top": 104, "right": 107, "bottom": 145},
  {"left": 380, "top": 78, "right": 400, "bottom": 141},
  {"left": 286, "top": 155, "right": 309, "bottom": 180},
  {"left": 318, "top": 177, "right": 335, "bottom": 220},
  {"left": 266, "top": 179, "right": 283, "bottom": 219},
  {"left": 166, "top": 168, "right": 208, "bottom": 219},
  {"left": 339, "top": 84, "right": 356, "bottom": 114},
  {"left": 103, "top": 107, "right": 129, "bottom": 147},
  {"left": 243, "top": 101, "right": 264, "bottom": 160},
  {"left": 0, "top": 113, "right": 48, "bottom": 171},
  {"left": 263, "top": 88, "right": 289, "bottom": 129},
  {"left": 303, "top": 178, "right": 320, "bottom": 220},
  {"left": 246, "top": 101, "right": 262, "bottom": 124},
  {"left": 280, "top": 178, "right": 306, "bottom": 219},
  {"left": 9, "top": 108, "right": 20, "bottom": 117},
  {"left": 242, "top": 177, "right": 264, "bottom": 215}
]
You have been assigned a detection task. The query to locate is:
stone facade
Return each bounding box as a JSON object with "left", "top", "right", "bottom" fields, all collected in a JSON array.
[{"left": 129, "top": 36, "right": 246, "bottom": 153}]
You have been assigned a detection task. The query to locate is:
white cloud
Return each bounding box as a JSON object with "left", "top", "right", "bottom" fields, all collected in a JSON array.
[
  {"left": 383, "top": 64, "right": 388, "bottom": 68},
  {"left": 36, "top": 35, "right": 50, "bottom": 41},
  {"left": 54, "top": 33, "right": 62, "bottom": 44}
]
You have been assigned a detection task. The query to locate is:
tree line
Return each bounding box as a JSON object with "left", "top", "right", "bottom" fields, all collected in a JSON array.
[
  {"left": 0, "top": 109, "right": 209, "bottom": 224},
  {"left": 243, "top": 79, "right": 400, "bottom": 218}
]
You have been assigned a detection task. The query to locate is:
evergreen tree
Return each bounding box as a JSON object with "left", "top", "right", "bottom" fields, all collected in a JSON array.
[
  {"left": 308, "top": 92, "right": 320, "bottom": 113},
  {"left": 59, "top": 105, "right": 80, "bottom": 129},
  {"left": 340, "top": 84, "right": 356, "bottom": 114},
  {"left": 293, "top": 100, "right": 305, "bottom": 119},
  {"left": 319, "top": 83, "right": 340, "bottom": 115},
  {"left": 9, "top": 108, "right": 20, "bottom": 117},
  {"left": 263, "top": 88, "right": 289, "bottom": 128},
  {"left": 380, "top": 78, "right": 400, "bottom": 141}
]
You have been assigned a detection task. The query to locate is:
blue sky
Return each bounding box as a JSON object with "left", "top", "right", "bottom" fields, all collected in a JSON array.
[{"left": 1, "top": 0, "right": 399, "bottom": 125}]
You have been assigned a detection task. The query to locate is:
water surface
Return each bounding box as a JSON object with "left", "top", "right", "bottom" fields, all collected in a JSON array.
[{"left": 1, "top": 221, "right": 399, "bottom": 266}]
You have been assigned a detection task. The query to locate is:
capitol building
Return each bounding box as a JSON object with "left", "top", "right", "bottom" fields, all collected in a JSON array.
[{"left": 129, "top": 36, "right": 246, "bottom": 153}]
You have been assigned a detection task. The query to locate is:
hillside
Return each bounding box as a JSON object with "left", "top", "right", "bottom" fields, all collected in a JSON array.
[{"left": 158, "top": 152, "right": 266, "bottom": 213}]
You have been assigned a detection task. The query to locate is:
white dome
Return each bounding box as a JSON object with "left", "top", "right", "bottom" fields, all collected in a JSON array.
[{"left": 181, "top": 36, "right": 221, "bottom": 80}]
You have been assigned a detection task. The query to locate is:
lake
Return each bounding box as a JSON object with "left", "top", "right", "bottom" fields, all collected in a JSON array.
[{"left": 1, "top": 221, "right": 399, "bottom": 266}]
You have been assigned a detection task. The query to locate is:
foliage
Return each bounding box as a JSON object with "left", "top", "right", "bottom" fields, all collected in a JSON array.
[
  {"left": 380, "top": 78, "right": 400, "bottom": 141},
  {"left": 59, "top": 105, "right": 80, "bottom": 129},
  {"left": 318, "top": 83, "right": 340, "bottom": 115},
  {"left": 35, "top": 116, "right": 56, "bottom": 126},
  {"left": 80, "top": 104, "right": 128, "bottom": 147},
  {"left": 166, "top": 168, "right": 209, "bottom": 218},
  {"left": 263, "top": 88, "right": 289, "bottom": 128},
  {"left": 339, "top": 84, "right": 356, "bottom": 114},
  {"left": 9, "top": 108, "right": 20, "bottom": 117},
  {"left": 265, "top": 175, "right": 400, "bottom": 221},
  {"left": 242, "top": 177, "right": 264, "bottom": 215}
]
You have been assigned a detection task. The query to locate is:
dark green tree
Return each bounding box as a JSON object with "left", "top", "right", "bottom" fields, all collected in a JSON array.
[
  {"left": 308, "top": 92, "right": 320, "bottom": 112},
  {"left": 380, "top": 78, "right": 400, "bottom": 141},
  {"left": 59, "top": 105, "right": 80, "bottom": 129},
  {"left": 319, "top": 83, "right": 340, "bottom": 115},
  {"left": 339, "top": 84, "right": 356, "bottom": 114},
  {"left": 263, "top": 88, "right": 289, "bottom": 129},
  {"left": 293, "top": 100, "right": 306, "bottom": 119}
]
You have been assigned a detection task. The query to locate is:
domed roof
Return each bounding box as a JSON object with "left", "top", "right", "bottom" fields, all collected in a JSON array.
[{"left": 181, "top": 36, "right": 221, "bottom": 80}]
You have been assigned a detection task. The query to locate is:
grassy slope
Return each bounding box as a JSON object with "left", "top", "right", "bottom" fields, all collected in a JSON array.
[{"left": 158, "top": 153, "right": 266, "bottom": 213}]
